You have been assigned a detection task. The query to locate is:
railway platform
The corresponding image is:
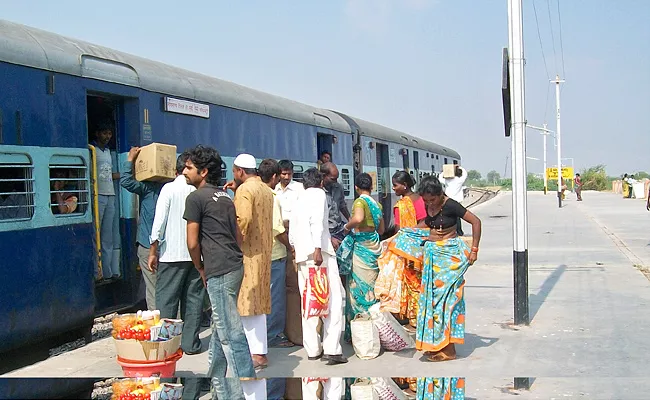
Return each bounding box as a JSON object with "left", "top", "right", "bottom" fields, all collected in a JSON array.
[{"left": 4, "top": 191, "right": 650, "bottom": 398}]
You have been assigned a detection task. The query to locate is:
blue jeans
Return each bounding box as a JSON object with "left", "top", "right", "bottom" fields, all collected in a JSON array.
[
  {"left": 97, "top": 194, "right": 117, "bottom": 278},
  {"left": 267, "top": 257, "right": 287, "bottom": 346},
  {"left": 206, "top": 268, "right": 255, "bottom": 400}
]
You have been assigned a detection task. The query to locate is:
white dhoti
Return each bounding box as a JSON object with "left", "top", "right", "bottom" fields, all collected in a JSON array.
[
  {"left": 297, "top": 253, "right": 345, "bottom": 358},
  {"left": 242, "top": 378, "right": 267, "bottom": 400},
  {"left": 301, "top": 378, "right": 343, "bottom": 400},
  {"left": 241, "top": 314, "right": 268, "bottom": 354}
]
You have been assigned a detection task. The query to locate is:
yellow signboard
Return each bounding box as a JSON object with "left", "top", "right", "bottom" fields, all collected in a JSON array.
[{"left": 546, "top": 167, "right": 574, "bottom": 180}]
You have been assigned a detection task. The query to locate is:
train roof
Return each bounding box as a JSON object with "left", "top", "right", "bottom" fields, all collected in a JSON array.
[
  {"left": 339, "top": 114, "right": 461, "bottom": 159},
  {"left": 0, "top": 19, "right": 350, "bottom": 133}
]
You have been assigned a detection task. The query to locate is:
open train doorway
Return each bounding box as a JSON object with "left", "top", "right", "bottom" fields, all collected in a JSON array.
[
  {"left": 375, "top": 143, "right": 391, "bottom": 227},
  {"left": 317, "top": 133, "right": 334, "bottom": 165}
]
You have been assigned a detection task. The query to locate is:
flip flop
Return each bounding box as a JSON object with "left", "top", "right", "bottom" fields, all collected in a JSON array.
[{"left": 272, "top": 339, "right": 295, "bottom": 348}]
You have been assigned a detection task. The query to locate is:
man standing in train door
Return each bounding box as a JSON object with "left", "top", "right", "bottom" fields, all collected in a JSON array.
[
  {"left": 225, "top": 153, "right": 275, "bottom": 371},
  {"left": 182, "top": 145, "right": 255, "bottom": 399},
  {"left": 290, "top": 168, "right": 347, "bottom": 366},
  {"left": 121, "top": 147, "right": 164, "bottom": 310},
  {"left": 148, "top": 152, "right": 204, "bottom": 400}
]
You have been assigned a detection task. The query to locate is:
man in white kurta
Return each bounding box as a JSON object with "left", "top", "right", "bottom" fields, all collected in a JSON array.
[{"left": 289, "top": 168, "right": 347, "bottom": 366}]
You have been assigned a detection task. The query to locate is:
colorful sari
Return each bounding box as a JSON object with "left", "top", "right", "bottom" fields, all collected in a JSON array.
[
  {"left": 337, "top": 194, "right": 383, "bottom": 341},
  {"left": 416, "top": 377, "right": 465, "bottom": 400},
  {"left": 415, "top": 238, "right": 470, "bottom": 353}
]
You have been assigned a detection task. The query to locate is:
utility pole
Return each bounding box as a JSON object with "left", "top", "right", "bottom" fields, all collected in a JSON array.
[
  {"left": 551, "top": 74, "right": 565, "bottom": 207},
  {"left": 508, "top": 0, "right": 531, "bottom": 389},
  {"left": 507, "top": 0, "right": 529, "bottom": 326},
  {"left": 527, "top": 124, "right": 554, "bottom": 194}
]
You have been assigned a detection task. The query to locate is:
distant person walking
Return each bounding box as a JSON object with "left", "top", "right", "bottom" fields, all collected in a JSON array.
[{"left": 574, "top": 173, "right": 583, "bottom": 201}]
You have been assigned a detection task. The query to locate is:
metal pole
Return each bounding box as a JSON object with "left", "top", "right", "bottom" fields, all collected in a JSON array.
[
  {"left": 552, "top": 75, "right": 565, "bottom": 207},
  {"left": 542, "top": 123, "right": 548, "bottom": 194},
  {"left": 508, "top": 0, "right": 529, "bottom": 328}
]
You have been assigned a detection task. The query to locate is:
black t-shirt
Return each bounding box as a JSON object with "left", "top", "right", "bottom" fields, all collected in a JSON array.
[
  {"left": 183, "top": 184, "right": 242, "bottom": 279},
  {"left": 424, "top": 198, "right": 467, "bottom": 230}
]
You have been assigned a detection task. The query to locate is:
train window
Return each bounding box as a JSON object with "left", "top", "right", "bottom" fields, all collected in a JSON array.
[
  {"left": 49, "top": 156, "right": 89, "bottom": 216},
  {"left": 341, "top": 168, "right": 351, "bottom": 196},
  {"left": 426, "top": 153, "right": 430, "bottom": 158},
  {"left": 293, "top": 165, "right": 304, "bottom": 182},
  {"left": 453, "top": 160, "right": 458, "bottom": 165},
  {"left": 444, "top": 158, "right": 448, "bottom": 164},
  {"left": 413, "top": 151, "right": 420, "bottom": 170},
  {"left": 436, "top": 155, "right": 439, "bottom": 160},
  {"left": 220, "top": 161, "right": 227, "bottom": 187},
  {"left": 0, "top": 154, "right": 35, "bottom": 221}
]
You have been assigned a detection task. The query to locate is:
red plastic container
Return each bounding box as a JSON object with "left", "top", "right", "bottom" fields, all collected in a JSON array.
[{"left": 116, "top": 349, "right": 183, "bottom": 378}]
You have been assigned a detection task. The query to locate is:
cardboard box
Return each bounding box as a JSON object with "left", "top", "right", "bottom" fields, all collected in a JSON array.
[
  {"left": 134, "top": 143, "right": 177, "bottom": 182},
  {"left": 113, "top": 335, "right": 181, "bottom": 361},
  {"left": 442, "top": 164, "right": 457, "bottom": 179}
]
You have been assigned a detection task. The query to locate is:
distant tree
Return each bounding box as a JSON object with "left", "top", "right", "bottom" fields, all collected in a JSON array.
[
  {"left": 581, "top": 164, "right": 609, "bottom": 191},
  {"left": 486, "top": 170, "right": 501, "bottom": 185},
  {"left": 467, "top": 170, "right": 482, "bottom": 181},
  {"left": 633, "top": 171, "right": 650, "bottom": 180}
]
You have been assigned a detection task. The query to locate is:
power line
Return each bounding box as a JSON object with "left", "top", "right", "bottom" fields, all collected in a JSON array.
[
  {"left": 556, "top": 0, "right": 566, "bottom": 78},
  {"left": 532, "top": 0, "right": 551, "bottom": 80},
  {"left": 546, "top": 0, "right": 558, "bottom": 73}
]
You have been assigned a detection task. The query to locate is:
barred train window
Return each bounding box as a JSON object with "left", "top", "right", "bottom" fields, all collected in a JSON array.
[
  {"left": 220, "top": 161, "right": 227, "bottom": 187},
  {"left": 0, "top": 154, "right": 35, "bottom": 221},
  {"left": 49, "top": 156, "right": 89, "bottom": 216},
  {"left": 341, "top": 168, "right": 351, "bottom": 196},
  {"left": 293, "top": 165, "right": 304, "bottom": 182}
]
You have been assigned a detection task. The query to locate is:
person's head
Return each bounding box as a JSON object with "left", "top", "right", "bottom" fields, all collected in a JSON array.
[
  {"left": 183, "top": 145, "right": 223, "bottom": 188},
  {"left": 319, "top": 151, "right": 331, "bottom": 164},
  {"left": 232, "top": 154, "right": 257, "bottom": 185},
  {"left": 455, "top": 165, "right": 463, "bottom": 177},
  {"left": 575, "top": 173, "right": 580, "bottom": 178},
  {"left": 355, "top": 173, "right": 373, "bottom": 194},
  {"left": 176, "top": 152, "right": 190, "bottom": 176},
  {"left": 320, "top": 162, "right": 339, "bottom": 189},
  {"left": 51, "top": 168, "right": 68, "bottom": 191},
  {"left": 624, "top": 173, "right": 628, "bottom": 178},
  {"left": 392, "top": 170, "right": 415, "bottom": 196},
  {"left": 631, "top": 174, "right": 635, "bottom": 179},
  {"left": 278, "top": 160, "right": 294, "bottom": 187},
  {"left": 302, "top": 168, "right": 323, "bottom": 189},
  {"left": 259, "top": 158, "right": 281, "bottom": 188},
  {"left": 94, "top": 120, "right": 113, "bottom": 147},
  {"left": 418, "top": 175, "right": 445, "bottom": 208}
]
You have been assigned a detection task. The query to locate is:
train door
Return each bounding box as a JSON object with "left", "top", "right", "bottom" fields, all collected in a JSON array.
[
  {"left": 317, "top": 133, "right": 334, "bottom": 164},
  {"left": 376, "top": 143, "right": 391, "bottom": 227}
]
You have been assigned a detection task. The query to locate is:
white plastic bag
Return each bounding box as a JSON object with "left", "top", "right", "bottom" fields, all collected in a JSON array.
[
  {"left": 369, "top": 303, "right": 415, "bottom": 352},
  {"left": 350, "top": 312, "right": 381, "bottom": 360},
  {"left": 350, "top": 378, "right": 379, "bottom": 400},
  {"left": 370, "top": 378, "right": 408, "bottom": 400}
]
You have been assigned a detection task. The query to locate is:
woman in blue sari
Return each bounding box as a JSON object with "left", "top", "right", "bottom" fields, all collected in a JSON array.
[
  {"left": 337, "top": 173, "right": 385, "bottom": 341},
  {"left": 415, "top": 175, "right": 481, "bottom": 362}
]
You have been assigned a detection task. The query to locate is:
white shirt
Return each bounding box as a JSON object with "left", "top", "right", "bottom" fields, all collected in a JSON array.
[
  {"left": 275, "top": 180, "right": 304, "bottom": 222},
  {"left": 289, "top": 187, "right": 335, "bottom": 263},
  {"left": 444, "top": 167, "right": 468, "bottom": 203},
  {"left": 149, "top": 175, "right": 196, "bottom": 262}
]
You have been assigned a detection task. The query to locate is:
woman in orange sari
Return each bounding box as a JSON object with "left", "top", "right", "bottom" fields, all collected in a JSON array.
[{"left": 391, "top": 171, "right": 427, "bottom": 331}]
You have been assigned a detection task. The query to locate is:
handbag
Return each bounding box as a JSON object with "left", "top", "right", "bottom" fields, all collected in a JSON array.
[
  {"left": 350, "top": 378, "right": 379, "bottom": 400},
  {"left": 369, "top": 303, "right": 415, "bottom": 352},
  {"left": 350, "top": 312, "right": 381, "bottom": 360}
]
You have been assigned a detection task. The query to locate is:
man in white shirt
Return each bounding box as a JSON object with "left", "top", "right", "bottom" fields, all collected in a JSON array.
[
  {"left": 444, "top": 165, "right": 468, "bottom": 236},
  {"left": 275, "top": 159, "right": 304, "bottom": 227},
  {"left": 148, "top": 152, "right": 204, "bottom": 357},
  {"left": 289, "top": 168, "right": 347, "bottom": 366}
]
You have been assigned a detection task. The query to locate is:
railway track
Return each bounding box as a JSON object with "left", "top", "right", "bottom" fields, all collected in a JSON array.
[{"left": 465, "top": 187, "right": 500, "bottom": 209}]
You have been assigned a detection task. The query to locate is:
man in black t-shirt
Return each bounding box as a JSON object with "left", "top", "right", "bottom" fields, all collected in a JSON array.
[{"left": 182, "top": 145, "right": 255, "bottom": 399}]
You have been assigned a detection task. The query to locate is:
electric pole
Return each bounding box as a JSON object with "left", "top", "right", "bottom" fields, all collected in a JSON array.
[
  {"left": 551, "top": 74, "right": 565, "bottom": 207},
  {"left": 527, "top": 124, "right": 554, "bottom": 194}
]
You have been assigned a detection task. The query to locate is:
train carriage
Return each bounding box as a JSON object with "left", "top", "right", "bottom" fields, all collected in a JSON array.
[{"left": 0, "top": 19, "right": 459, "bottom": 357}]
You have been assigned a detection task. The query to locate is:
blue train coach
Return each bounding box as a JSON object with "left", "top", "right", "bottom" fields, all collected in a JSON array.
[{"left": 0, "top": 19, "right": 460, "bottom": 357}]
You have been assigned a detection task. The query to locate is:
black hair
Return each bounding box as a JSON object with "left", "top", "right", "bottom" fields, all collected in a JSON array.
[
  {"left": 392, "top": 170, "right": 414, "bottom": 188},
  {"left": 302, "top": 168, "right": 323, "bottom": 189},
  {"left": 418, "top": 175, "right": 444, "bottom": 196},
  {"left": 278, "top": 160, "right": 294, "bottom": 172},
  {"left": 575, "top": 173, "right": 580, "bottom": 177},
  {"left": 186, "top": 145, "right": 223, "bottom": 185},
  {"left": 176, "top": 151, "right": 189, "bottom": 174},
  {"left": 455, "top": 165, "right": 463, "bottom": 177},
  {"left": 258, "top": 159, "right": 280, "bottom": 184},
  {"left": 355, "top": 173, "right": 373, "bottom": 191},
  {"left": 241, "top": 167, "right": 257, "bottom": 176},
  {"left": 320, "top": 151, "right": 331, "bottom": 157},
  {"left": 95, "top": 120, "right": 114, "bottom": 133}
]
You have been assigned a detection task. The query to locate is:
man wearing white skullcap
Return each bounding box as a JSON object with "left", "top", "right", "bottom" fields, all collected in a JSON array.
[{"left": 226, "top": 153, "right": 274, "bottom": 371}]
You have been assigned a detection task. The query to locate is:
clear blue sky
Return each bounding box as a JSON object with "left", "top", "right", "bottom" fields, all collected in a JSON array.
[{"left": 3, "top": 0, "right": 648, "bottom": 177}]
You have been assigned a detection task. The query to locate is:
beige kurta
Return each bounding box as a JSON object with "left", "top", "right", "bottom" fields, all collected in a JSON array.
[{"left": 234, "top": 176, "right": 274, "bottom": 316}]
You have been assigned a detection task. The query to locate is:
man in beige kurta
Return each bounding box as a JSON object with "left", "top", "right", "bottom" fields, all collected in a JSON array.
[{"left": 229, "top": 153, "right": 274, "bottom": 370}]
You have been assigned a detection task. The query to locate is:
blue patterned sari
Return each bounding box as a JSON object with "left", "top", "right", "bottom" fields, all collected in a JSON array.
[
  {"left": 416, "top": 377, "right": 465, "bottom": 400},
  {"left": 336, "top": 194, "right": 383, "bottom": 341}
]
